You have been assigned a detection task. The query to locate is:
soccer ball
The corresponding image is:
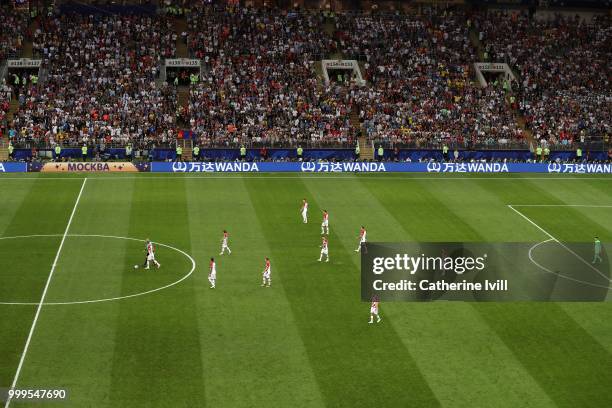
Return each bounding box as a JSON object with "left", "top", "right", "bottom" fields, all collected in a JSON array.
[{"left": 134, "top": 265, "right": 139, "bottom": 269}]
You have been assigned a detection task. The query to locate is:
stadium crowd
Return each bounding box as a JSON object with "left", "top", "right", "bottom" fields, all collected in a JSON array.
[
  {"left": 1, "top": 80, "right": 11, "bottom": 128},
  {"left": 336, "top": 10, "right": 524, "bottom": 148},
  {"left": 475, "top": 10, "right": 611, "bottom": 148},
  {"left": 0, "top": 5, "right": 27, "bottom": 134},
  {"left": 10, "top": 12, "right": 177, "bottom": 149},
  {"left": 0, "top": 7, "right": 28, "bottom": 61},
  {"left": 0, "top": 3, "right": 609, "bottom": 160},
  {"left": 186, "top": 6, "right": 354, "bottom": 147}
]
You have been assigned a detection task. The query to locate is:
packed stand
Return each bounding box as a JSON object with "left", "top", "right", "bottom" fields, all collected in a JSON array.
[
  {"left": 475, "top": 11, "right": 611, "bottom": 148},
  {"left": 1, "top": 80, "right": 12, "bottom": 131},
  {"left": 7, "top": 4, "right": 607, "bottom": 157},
  {"left": 0, "top": 7, "right": 29, "bottom": 61},
  {"left": 335, "top": 8, "right": 524, "bottom": 148},
  {"left": 0, "top": 7, "right": 27, "bottom": 129},
  {"left": 186, "top": 5, "right": 354, "bottom": 147},
  {"left": 10, "top": 11, "right": 178, "bottom": 151}
]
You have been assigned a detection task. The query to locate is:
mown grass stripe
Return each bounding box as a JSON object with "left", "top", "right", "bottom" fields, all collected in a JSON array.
[
  {"left": 519, "top": 179, "right": 612, "bottom": 239},
  {"left": 185, "top": 178, "right": 325, "bottom": 408},
  {"left": 506, "top": 179, "right": 612, "bottom": 362},
  {"left": 0, "top": 181, "right": 35, "bottom": 235},
  {"left": 109, "top": 178, "right": 206, "bottom": 407},
  {"left": 428, "top": 178, "right": 612, "bottom": 408},
  {"left": 309, "top": 176, "right": 555, "bottom": 408},
  {"left": 245, "top": 177, "right": 440, "bottom": 408},
  {"left": 13, "top": 179, "right": 137, "bottom": 406},
  {"left": 0, "top": 180, "right": 79, "bottom": 388}
]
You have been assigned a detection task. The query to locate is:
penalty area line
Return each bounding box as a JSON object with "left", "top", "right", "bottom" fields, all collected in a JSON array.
[
  {"left": 5, "top": 177, "right": 88, "bottom": 408},
  {"left": 507, "top": 204, "right": 610, "bottom": 283}
]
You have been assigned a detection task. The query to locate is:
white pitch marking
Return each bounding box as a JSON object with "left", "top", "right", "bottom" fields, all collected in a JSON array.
[
  {"left": 510, "top": 204, "right": 612, "bottom": 208},
  {"left": 5, "top": 178, "right": 87, "bottom": 408},
  {"left": 507, "top": 204, "right": 610, "bottom": 282},
  {"left": 0, "top": 177, "right": 87, "bottom": 180},
  {"left": 528, "top": 239, "right": 611, "bottom": 290},
  {"left": 0, "top": 234, "right": 196, "bottom": 306}
]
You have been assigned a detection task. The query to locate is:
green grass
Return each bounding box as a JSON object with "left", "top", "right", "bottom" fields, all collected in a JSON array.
[{"left": 0, "top": 173, "right": 611, "bottom": 408}]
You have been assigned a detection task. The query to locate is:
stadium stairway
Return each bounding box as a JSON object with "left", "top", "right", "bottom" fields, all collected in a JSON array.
[
  {"left": 38, "top": 66, "right": 48, "bottom": 85},
  {"left": 2, "top": 97, "right": 18, "bottom": 160},
  {"left": 315, "top": 15, "right": 347, "bottom": 86},
  {"left": 468, "top": 27, "right": 486, "bottom": 62},
  {"left": 516, "top": 116, "right": 536, "bottom": 147},
  {"left": 0, "top": 135, "right": 8, "bottom": 160},
  {"left": 22, "top": 17, "right": 38, "bottom": 58},
  {"left": 314, "top": 61, "right": 325, "bottom": 85},
  {"left": 172, "top": 15, "right": 191, "bottom": 126},
  {"left": 177, "top": 86, "right": 190, "bottom": 125},
  {"left": 7, "top": 98, "right": 19, "bottom": 123},
  {"left": 178, "top": 139, "right": 192, "bottom": 161},
  {"left": 359, "top": 137, "right": 374, "bottom": 160},
  {"left": 173, "top": 16, "right": 189, "bottom": 58},
  {"left": 467, "top": 26, "right": 536, "bottom": 148},
  {"left": 0, "top": 61, "right": 6, "bottom": 82},
  {"left": 350, "top": 108, "right": 361, "bottom": 130},
  {"left": 323, "top": 17, "right": 335, "bottom": 37},
  {"left": 351, "top": 110, "right": 374, "bottom": 159}
]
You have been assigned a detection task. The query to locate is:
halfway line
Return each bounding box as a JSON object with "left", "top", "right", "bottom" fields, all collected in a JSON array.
[{"left": 5, "top": 177, "right": 88, "bottom": 408}]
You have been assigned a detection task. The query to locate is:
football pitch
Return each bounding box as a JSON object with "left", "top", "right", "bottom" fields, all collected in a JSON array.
[{"left": 0, "top": 173, "right": 611, "bottom": 408}]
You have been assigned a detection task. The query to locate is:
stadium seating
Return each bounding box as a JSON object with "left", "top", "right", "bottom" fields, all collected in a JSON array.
[
  {"left": 1, "top": 3, "right": 609, "bottom": 159},
  {"left": 336, "top": 10, "right": 524, "bottom": 148},
  {"left": 0, "top": 7, "right": 28, "bottom": 61},
  {"left": 187, "top": 6, "right": 353, "bottom": 147},
  {"left": 475, "top": 10, "right": 610, "bottom": 149},
  {"left": 11, "top": 13, "right": 177, "bottom": 151}
]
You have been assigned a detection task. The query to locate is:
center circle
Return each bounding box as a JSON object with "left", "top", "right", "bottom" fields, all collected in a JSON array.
[{"left": 0, "top": 234, "right": 196, "bottom": 305}]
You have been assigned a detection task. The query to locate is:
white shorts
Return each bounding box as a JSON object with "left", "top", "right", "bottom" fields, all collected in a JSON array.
[
  {"left": 302, "top": 210, "right": 308, "bottom": 217},
  {"left": 321, "top": 248, "right": 328, "bottom": 255},
  {"left": 147, "top": 253, "right": 155, "bottom": 261},
  {"left": 209, "top": 273, "right": 216, "bottom": 280},
  {"left": 263, "top": 271, "right": 271, "bottom": 279},
  {"left": 322, "top": 220, "right": 328, "bottom": 227},
  {"left": 222, "top": 242, "right": 228, "bottom": 248},
  {"left": 370, "top": 307, "right": 378, "bottom": 315},
  {"left": 360, "top": 238, "right": 367, "bottom": 244}
]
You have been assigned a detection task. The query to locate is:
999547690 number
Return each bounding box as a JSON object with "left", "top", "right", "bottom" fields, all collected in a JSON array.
[{"left": 1, "top": 388, "right": 68, "bottom": 402}]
